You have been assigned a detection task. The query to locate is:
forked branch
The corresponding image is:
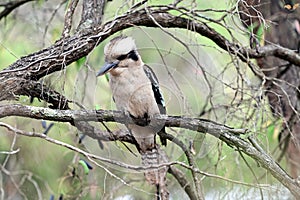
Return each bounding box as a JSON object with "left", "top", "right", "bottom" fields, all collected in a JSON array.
[{"left": 0, "top": 104, "right": 299, "bottom": 198}]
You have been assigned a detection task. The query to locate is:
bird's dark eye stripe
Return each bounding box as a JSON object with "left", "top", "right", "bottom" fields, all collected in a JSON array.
[
  {"left": 128, "top": 50, "right": 138, "bottom": 61},
  {"left": 117, "top": 54, "right": 127, "bottom": 60},
  {"left": 117, "top": 50, "right": 138, "bottom": 61}
]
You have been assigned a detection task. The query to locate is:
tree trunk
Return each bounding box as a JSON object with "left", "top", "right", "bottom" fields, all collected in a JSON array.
[{"left": 239, "top": 0, "right": 300, "bottom": 177}]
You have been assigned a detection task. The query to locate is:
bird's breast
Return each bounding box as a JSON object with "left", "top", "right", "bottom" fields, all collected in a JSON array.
[{"left": 109, "top": 68, "right": 160, "bottom": 118}]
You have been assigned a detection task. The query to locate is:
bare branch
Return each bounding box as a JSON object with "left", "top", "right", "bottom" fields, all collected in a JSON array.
[
  {"left": 1, "top": 7, "right": 300, "bottom": 102},
  {"left": 0, "top": 104, "right": 247, "bottom": 136},
  {"left": 0, "top": 0, "right": 35, "bottom": 20},
  {"left": 168, "top": 166, "right": 198, "bottom": 200},
  {"left": 0, "top": 104, "right": 299, "bottom": 198},
  {"left": 16, "top": 79, "right": 69, "bottom": 109},
  {"left": 0, "top": 120, "right": 221, "bottom": 200},
  {"left": 1, "top": 3, "right": 300, "bottom": 198},
  {"left": 160, "top": 132, "right": 204, "bottom": 199},
  {"left": 77, "top": 0, "right": 105, "bottom": 31},
  {"left": 62, "top": 0, "right": 79, "bottom": 38}
]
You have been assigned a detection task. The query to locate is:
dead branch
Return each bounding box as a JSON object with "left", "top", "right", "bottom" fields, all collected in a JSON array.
[
  {"left": 0, "top": 104, "right": 299, "bottom": 198},
  {"left": 62, "top": 0, "right": 79, "bottom": 38},
  {"left": 77, "top": 0, "right": 105, "bottom": 31},
  {"left": 0, "top": 121, "right": 196, "bottom": 200},
  {"left": 0, "top": 0, "right": 35, "bottom": 20},
  {"left": 1, "top": 7, "right": 300, "bottom": 102}
]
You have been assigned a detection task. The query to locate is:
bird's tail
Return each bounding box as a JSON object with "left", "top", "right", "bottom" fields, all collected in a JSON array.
[{"left": 141, "top": 146, "right": 169, "bottom": 200}]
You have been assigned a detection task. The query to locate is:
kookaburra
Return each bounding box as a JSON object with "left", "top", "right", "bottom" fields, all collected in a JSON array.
[
  {"left": 96, "top": 36, "right": 168, "bottom": 199},
  {"left": 96, "top": 36, "right": 166, "bottom": 152}
]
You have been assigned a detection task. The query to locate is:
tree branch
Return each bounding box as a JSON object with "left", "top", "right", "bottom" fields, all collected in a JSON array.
[
  {"left": 0, "top": 120, "right": 211, "bottom": 200},
  {"left": 1, "top": 7, "right": 300, "bottom": 102},
  {"left": 0, "top": 104, "right": 299, "bottom": 198},
  {"left": 0, "top": 0, "right": 35, "bottom": 20},
  {"left": 1, "top": 4, "right": 300, "bottom": 198},
  {"left": 16, "top": 79, "right": 69, "bottom": 109},
  {"left": 62, "top": 0, "right": 79, "bottom": 38},
  {"left": 77, "top": 0, "right": 105, "bottom": 31},
  {"left": 168, "top": 166, "right": 199, "bottom": 200},
  {"left": 161, "top": 131, "right": 204, "bottom": 199},
  {"left": 0, "top": 104, "right": 247, "bottom": 136}
]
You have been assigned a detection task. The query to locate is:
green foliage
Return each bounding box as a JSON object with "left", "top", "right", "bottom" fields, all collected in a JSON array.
[
  {"left": 78, "top": 160, "right": 91, "bottom": 175},
  {"left": 76, "top": 57, "right": 87, "bottom": 70}
]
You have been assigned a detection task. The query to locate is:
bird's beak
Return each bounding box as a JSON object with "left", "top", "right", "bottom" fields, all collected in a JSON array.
[{"left": 96, "top": 61, "right": 119, "bottom": 76}]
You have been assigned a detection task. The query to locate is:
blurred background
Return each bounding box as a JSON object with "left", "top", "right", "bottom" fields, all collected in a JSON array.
[{"left": 0, "top": 0, "right": 289, "bottom": 199}]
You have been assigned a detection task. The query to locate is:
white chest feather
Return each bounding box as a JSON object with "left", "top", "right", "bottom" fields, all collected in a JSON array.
[{"left": 109, "top": 67, "right": 160, "bottom": 118}]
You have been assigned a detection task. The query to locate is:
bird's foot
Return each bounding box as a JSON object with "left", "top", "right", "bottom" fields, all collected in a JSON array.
[{"left": 130, "top": 113, "right": 150, "bottom": 126}]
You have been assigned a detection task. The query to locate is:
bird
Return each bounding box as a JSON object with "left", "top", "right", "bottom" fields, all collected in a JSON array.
[
  {"left": 96, "top": 36, "right": 166, "bottom": 150},
  {"left": 96, "top": 36, "right": 168, "bottom": 199}
]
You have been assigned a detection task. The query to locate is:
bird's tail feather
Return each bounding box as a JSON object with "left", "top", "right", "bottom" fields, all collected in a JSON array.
[{"left": 141, "top": 146, "right": 169, "bottom": 199}]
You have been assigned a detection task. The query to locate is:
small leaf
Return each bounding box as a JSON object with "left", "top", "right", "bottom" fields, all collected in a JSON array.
[
  {"left": 95, "top": 104, "right": 101, "bottom": 110},
  {"left": 76, "top": 57, "right": 86, "bottom": 70},
  {"left": 267, "top": 123, "right": 275, "bottom": 137},
  {"left": 247, "top": 22, "right": 264, "bottom": 46},
  {"left": 78, "top": 134, "right": 86, "bottom": 144},
  {"left": 104, "top": 73, "right": 109, "bottom": 82},
  {"left": 256, "top": 24, "right": 264, "bottom": 46},
  {"left": 98, "top": 139, "right": 104, "bottom": 149},
  {"left": 79, "top": 160, "right": 90, "bottom": 174},
  {"left": 247, "top": 22, "right": 258, "bottom": 33}
]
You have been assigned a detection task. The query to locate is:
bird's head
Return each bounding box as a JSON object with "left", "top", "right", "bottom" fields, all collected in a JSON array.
[{"left": 96, "top": 36, "right": 142, "bottom": 76}]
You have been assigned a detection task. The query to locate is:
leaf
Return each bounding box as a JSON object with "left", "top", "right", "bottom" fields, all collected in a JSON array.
[
  {"left": 247, "top": 22, "right": 264, "bottom": 46},
  {"left": 75, "top": 57, "right": 86, "bottom": 70},
  {"left": 95, "top": 104, "right": 101, "bottom": 110},
  {"left": 264, "top": 120, "right": 282, "bottom": 140},
  {"left": 267, "top": 123, "right": 275, "bottom": 137},
  {"left": 247, "top": 22, "right": 258, "bottom": 33},
  {"left": 104, "top": 73, "right": 109, "bottom": 82},
  {"left": 78, "top": 160, "right": 90, "bottom": 175},
  {"left": 256, "top": 24, "right": 264, "bottom": 46}
]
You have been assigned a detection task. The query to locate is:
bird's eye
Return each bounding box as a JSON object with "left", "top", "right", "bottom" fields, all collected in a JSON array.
[
  {"left": 117, "top": 50, "right": 138, "bottom": 61},
  {"left": 128, "top": 50, "right": 138, "bottom": 61},
  {"left": 117, "top": 54, "right": 127, "bottom": 61}
]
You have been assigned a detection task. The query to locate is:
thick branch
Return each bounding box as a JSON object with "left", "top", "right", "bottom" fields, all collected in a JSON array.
[
  {"left": 0, "top": 103, "right": 299, "bottom": 198},
  {"left": 16, "top": 79, "right": 69, "bottom": 109},
  {"left": 0, "top": 104, "right": 246, "bottom": 136},
  {"left": 1, "top": 8, "right": 300, "bottom": 101}
]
